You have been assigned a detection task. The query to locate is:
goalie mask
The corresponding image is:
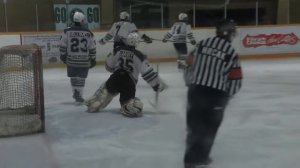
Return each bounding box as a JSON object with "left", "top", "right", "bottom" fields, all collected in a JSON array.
[
  {"left": 216, "top": 19, "right": 237, "bottom": 42},
  {"left": 178, "top": 13, "right": 188, "bottom": 22},
  {"left": 120, "top": 11, "right": 131, "bottom": 21},
  {"left": 127, "top": 32, "right": 140, "bottom": 47}
]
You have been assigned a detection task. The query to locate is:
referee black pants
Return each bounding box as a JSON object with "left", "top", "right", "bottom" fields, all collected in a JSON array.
[{"left": 184, "top": 85, "right": 229, "bottom": 165}]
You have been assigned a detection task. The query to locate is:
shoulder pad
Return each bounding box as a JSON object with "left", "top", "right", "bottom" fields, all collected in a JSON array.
[{"left": 133, "top": 49, "right": 146, "bottom": 62}]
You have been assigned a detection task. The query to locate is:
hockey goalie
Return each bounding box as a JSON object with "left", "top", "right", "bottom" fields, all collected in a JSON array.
[{"left": 85, "top": 32, "right": 166, "bottom": 117}]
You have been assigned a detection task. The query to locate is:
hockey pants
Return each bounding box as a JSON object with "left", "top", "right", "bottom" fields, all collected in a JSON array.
[{"left": 106, "top": 69, "right": 136, "bottom": 105}]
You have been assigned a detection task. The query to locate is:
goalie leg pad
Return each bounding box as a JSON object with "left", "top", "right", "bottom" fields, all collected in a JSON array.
[
  {"left": 120, "top": 97, "right": 143, "bottom": 118},
  {"left": 85, "top": 83, "right": 117, "bottom": 113}
]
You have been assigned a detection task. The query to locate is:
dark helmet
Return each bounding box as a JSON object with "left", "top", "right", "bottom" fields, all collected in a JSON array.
[{"left": 216, "top": 19, "right": 237, "bottom": 42}]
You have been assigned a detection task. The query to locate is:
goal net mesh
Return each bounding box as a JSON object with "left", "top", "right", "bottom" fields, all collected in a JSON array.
[{"left": 0, "top": 45, "right": 44, "bottom": 137}]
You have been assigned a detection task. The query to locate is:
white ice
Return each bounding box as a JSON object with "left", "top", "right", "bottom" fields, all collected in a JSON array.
[{"left": 1, "top": 59, "right": 300, "bottom": 168}]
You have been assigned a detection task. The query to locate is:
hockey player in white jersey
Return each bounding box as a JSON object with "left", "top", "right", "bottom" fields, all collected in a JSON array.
[
  {"left": 98, "top": 11, "right": 152, "bottom": 54},
  {"left": 85, "top": 32, "right": 166, "bottom": 117},
  {"left": 59, "top": 12, "right": 97, "bottom": 103},
  {"left": 162, "top": 13, "right": 196, "bottom": 70}
]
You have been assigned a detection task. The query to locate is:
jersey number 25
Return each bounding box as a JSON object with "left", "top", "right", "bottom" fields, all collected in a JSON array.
[{"left": 118, "top": 57, "right": 133, "bottom": 72}]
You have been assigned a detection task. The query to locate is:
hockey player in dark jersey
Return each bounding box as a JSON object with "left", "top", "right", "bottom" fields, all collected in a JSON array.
[
  {"left": 162, "top": 13, "right": 196, "bottom": 70},
  {"left": 85, "top": 32, "right": 166, "bottom": 117},
  {"left": 184, "top": 19, "right": 243, "bottom": 168},
  {"left": 59, "top": 12, "right": 97, "bottom": 103},
  {"left": 98, "top": 11, "right": 152, "bottom": 54}
]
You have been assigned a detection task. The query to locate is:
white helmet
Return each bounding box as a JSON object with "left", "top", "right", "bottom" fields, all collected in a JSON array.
[
  {"left": 127, "top": 32, "right": 140, "bottom": 47},
  {"left": 73, "top": 12, "right": 85, "bottom": 24},
  {"left": 178, "top": 13, "right": 188, "bottom": 21},
  {"left": 120, "top": 11, "right": 130, "bottom": 21}
]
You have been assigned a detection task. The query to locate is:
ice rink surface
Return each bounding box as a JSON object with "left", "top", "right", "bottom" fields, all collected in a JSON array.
[{"left": 1, "top": 58, "right": 300, "bottom": 168}]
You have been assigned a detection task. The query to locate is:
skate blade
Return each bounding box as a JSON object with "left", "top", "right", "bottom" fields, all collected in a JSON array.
[{"left": 75, "top": 101, "right": 85, "bottom": 106}]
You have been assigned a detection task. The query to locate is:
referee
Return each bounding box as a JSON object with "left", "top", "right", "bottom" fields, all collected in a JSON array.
[{"left": 184, "top": 19, "right": 243, "bottom": 168}]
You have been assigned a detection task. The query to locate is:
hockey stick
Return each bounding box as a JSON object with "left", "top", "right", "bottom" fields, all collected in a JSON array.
[
  {"left": 150, "top": 38, "right": 164, "bottom": 42},
  {"left": 150, "top": 38, "right": 193, "bottom": 44},
  {"left": 148, "top": 64, "right": 160, "bottom": 109},
  {"left": 154, "top": 64, "right": 160, "bottom": 107},
  {"left": 99, "top": 35, "right": 152, "bottom": 44},
  {"left": 100, "top": 40, "right": 151, "bottom": 44}
]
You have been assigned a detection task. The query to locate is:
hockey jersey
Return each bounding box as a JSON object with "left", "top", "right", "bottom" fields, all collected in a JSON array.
[
  {"left": 164, "top": 22, "right": 195, "bottom": 43},
  {"left": 105, "top": 46, "right": 158, "bottom": 87},
  {"left": 60, "top": 26, "right": 96, "bottom": 67},
  {"left": 102, "top": 21, "right": 138, "bottom": 44}
]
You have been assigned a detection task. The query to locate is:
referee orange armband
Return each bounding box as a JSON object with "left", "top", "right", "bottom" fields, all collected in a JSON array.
[
  {"left": 228, "top": 67, "right": 242, "bottom": 80},
  {"left": 186, "top": 54, "right": 194, "bottom": 65}
]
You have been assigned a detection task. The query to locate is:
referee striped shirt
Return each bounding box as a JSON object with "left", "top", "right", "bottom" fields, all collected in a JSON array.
[{"left": 190, "top": 36, "right": 242, "bottom": 96}]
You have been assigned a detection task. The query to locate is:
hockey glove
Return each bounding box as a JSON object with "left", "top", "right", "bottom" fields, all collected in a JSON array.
[
  {"left": 141, "top": 34, "right": 153, "bottom": 43},
  {"left": 60, "top": 55, "right": 66, "bottom": 64},
  {"left": 191, "top": 40, "right": 196, "bottom": 45},
  {"left": 98, "top": 39, "right": 106, "bottom": 45},
  {"left": 152, "top": 83, "right": 165, "bottom": 92},
  {"left": 90, "top": 59, "right": 96, "bottom": 68}
]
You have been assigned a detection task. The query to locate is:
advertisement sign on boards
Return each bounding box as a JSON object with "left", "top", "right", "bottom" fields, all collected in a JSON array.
[
  {"left": 239, "top": 26, "right": 300, "bottom": 55},
  {"left": 21, "top": 34, "right": 62, "bottom": 64}
]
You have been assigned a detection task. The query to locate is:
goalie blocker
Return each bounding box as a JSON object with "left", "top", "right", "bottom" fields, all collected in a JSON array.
[{"left": 85, "top": 32, "right": 166, "bottom": 117}]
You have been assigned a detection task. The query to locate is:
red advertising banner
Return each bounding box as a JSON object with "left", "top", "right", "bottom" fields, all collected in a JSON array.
[{"left": 243, "top": 33, "right": 300, "bottom": 48}]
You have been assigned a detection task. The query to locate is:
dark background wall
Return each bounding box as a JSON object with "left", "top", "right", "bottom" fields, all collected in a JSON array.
[
  {"left": 0, "top": 0, "right": 101, "bottom": 32},
  {"left": 0, "top": 0, "right": 55, "bottom": 32},
  {"left": 0, "top": 0, "right": 298, "bottom": 32}
]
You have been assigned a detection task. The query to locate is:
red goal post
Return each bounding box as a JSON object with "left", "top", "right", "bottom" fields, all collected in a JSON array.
[{"left": 0, "top": 44, "right": 45, "bottom": 137}]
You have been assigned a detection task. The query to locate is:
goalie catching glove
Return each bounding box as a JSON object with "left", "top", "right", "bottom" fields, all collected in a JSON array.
[
  {"left": 150, "top": 76, "right": 167, "bottom": 92},
  {"left": 142, "top": 68, "right": 167, "bottom": 92},
  {"left": 152, "top": 82, "right": 166, "bottom": 92},
  {"left": 141, "top": 34, "right": 153, "bottom": 43}
]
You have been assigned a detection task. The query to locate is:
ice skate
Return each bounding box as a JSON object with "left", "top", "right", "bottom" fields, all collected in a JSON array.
[
  {"left": 73, "top": 89, "right": 85, "bottom": 104},
  {"left": 184, "top": 158, "right": 212, "bottom": 168}
]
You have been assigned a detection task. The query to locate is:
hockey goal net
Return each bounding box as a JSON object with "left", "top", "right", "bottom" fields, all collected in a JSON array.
[{"left": 0, "top": 44, "right": 44, "bottom": 137}]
